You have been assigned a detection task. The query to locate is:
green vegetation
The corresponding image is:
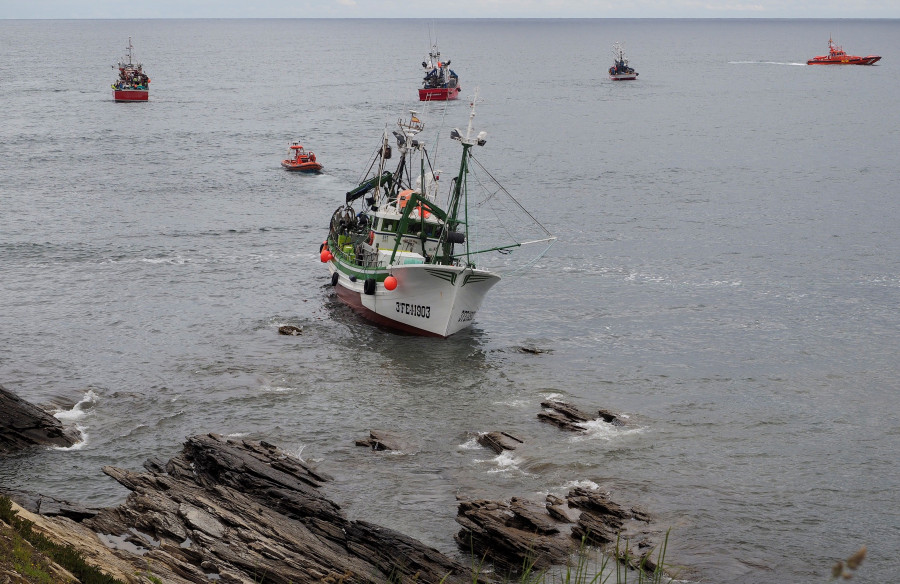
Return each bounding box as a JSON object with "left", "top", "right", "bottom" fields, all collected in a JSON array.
[
  {"left": 460, "top": 531, "right": 673, "bottom": 584},
  {"left": 0, "top": 495, "right": 126, "bottom": 584}
]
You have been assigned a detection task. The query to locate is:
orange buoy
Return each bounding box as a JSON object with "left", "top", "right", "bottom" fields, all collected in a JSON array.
[
  {"left": 320, "top": 250, "right": 332, "bottom": 263},
  {"left": 384, "top": 275, "right": 397, "bottom": 290}
]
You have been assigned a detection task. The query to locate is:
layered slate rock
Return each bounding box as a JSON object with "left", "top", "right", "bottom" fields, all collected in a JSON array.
[
  {"left": 355, "top": 429, "right": 404, "bottom": 451},
  {"left": 538, "top": 401, "right": 626, "bottom": 432},
  {"left": 0, "top": 384, "right": 79, "bottom": 455},
  {"left": 456, "top": 487, "right": 656, "bottom": 575},
  {"left": 85, "top": 434, "right": 471, "bottom": 584},
  {"left": 476, "top": 432, "right": 524, "bottom": 454}
]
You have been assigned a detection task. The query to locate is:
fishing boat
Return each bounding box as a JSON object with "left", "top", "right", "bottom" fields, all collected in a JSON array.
[
  {"left": 112, "top": 38, "right": 150, "bottom": 102},
  {"left": 608, "top": 42, "right": 638, "bottom": 80},
  {"left": 320, "top": 100, "right": 555, "bottom": 337},
  {"left": 807, "top": 37, "right": 881, "bottom": 65},
  {"left": 419, "top": 44, "right": 460, "bottom": 101},
  {"left": 282, "top": 142, "right": 323, "bottom": 173}
]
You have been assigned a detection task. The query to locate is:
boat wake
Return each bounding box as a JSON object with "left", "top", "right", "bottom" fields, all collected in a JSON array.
[{"left": 729, "top": 60, "right": 806, "bottom": 66}]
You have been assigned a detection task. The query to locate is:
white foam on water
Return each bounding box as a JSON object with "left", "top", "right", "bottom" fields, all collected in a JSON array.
[
  {"left": 568, "top": 418, "right": 645, "bottom": 443},
  {"left": 52, "top": 423, "right": 88, "bottom": 451},
  {"left": 561, "top": 479, "right": 601, "bottom": 492},
  {"left": 479, "top": 450, "right": 523, "bottom": 474},
  {"left": 493, "top": 397, "right": 531, "bottom": 408},
  {"left": 53, "top": 389, "right": 97, "bottom": 422},
  {"left": 259, "top": 385, "right": 296, "bottom": 393},
  {"left": 457, "top": 437, "right": 481, "bottom": 451}
]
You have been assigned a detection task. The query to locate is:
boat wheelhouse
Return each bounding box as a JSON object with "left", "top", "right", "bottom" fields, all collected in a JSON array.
[{"left": 112, "top": 38, "right": 149, "bottom": 102}]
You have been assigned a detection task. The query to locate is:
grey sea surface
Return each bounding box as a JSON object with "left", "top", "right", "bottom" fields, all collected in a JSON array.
[{"left": 1, "top": 18, "right": 898, "bottom": 583}]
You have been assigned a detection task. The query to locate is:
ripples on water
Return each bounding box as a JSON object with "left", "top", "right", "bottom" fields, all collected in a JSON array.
[{"left": 1, "top": 18, "right": 899, "bottom": 583}]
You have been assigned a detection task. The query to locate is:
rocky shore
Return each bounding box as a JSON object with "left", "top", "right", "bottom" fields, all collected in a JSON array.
[
  {"left": 0, "top": 384, "right": 80, "bottom": 455},
  {"left": 1, "top": 388, "right": 667, "bottom": 583}
]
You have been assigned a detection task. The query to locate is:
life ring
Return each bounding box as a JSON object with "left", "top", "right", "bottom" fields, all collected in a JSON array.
[{"left": 367, "top": 230, "right": 375, "bottom": 245}]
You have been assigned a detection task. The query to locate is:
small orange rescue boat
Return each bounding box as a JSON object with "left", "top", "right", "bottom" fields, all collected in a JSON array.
[{"left": 281, "top": 142, "right": 323, "bottom": 173}]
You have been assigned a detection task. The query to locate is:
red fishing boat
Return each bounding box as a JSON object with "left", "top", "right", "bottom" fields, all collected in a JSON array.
[
  {"left": 807, "top": 37, "right": 881, "bottom": 65},
  {"left": 281, "top": 142, "right": 323, "bottom": 173},
  {"left": 418, "top": 44, "right": 460, "bottom": 101},
  {"left": 112, "top": 38, "right": 149, "bottom": 102}
]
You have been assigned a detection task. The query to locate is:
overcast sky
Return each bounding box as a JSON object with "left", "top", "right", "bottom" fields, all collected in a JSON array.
[{"left": 2, "top": 0, "right": 898, "bottom": 19}]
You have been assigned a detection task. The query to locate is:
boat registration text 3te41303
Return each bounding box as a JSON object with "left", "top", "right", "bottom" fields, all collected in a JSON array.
[
  {"left": 458, "top": 310, "right": 476, "bottom": 323},
  {"left": 396, "top": 302, "right": 431, "bottom": 318}
]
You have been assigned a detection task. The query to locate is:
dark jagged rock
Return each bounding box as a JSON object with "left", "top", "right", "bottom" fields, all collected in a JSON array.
[
  {"left": 476, "top": 431, "right": 524, "bottom": 454},
  {"left": 568, "top": 487, "right": 651, "bottom": 546},
  {"left": 278, "top": 325, "right": 303, "bottom": 336},
  {"left": 455, "top": 488, "right": 658, "bottom": 577},
  {"left": 83, "top": 434, "right": 471, "bottom": 584},
  {"left": 4, "top": 489, "right": 101, "bottom": 521},
  {"left": 538, "top": 401, "right": 626, "bottom": 431},
  {"left": 355, "top": 429, "right": 404, "bottom": 451},
  {"left": 0, "top": 384, "right": 79, "bottom": 455},
  {"left": 455, "top": 497, "right": 573, "bottom": 573},
  {"left": 537, "top": 400, "right": 592, "bottom": 431},
  {"left": 597, "top": 408, "right": 626, "bottom": 427}
]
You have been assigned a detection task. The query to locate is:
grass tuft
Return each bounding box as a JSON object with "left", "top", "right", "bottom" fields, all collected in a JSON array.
[{"left": 1, "top": 495, "right": 126, "bottom": 584}]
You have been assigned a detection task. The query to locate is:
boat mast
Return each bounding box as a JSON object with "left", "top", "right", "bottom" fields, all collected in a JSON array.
[{"left": 444, "top": 92, "right": 486, "bottom": 266}]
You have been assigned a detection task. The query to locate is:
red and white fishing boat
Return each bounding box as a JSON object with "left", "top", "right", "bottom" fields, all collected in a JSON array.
[
  {"left": 112, "top": 38, "right": 149, "bottom": 102},
  {"left": 281, "top": 142, "right": 323, "bottom": 173},
  {"left": 807, "top": 37, "right": 881, "bottom": 65},
  {"left": 419, "top": 44, "right": 460, "bottom": 101},
  {"left": 320, "top": 100, "right": 556, "bottom": 337}
]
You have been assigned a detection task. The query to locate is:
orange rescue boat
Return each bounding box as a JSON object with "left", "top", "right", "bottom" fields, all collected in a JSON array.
[
  {"left": 281, "top": 142, "right": 323, "bottom": 173},
  {"left": 807, "top": 37, "right": 881, "bottom": 65}
]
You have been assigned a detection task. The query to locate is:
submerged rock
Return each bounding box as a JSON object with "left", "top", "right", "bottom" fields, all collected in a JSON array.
[
  {"left": 0, "top": 384, "right": 79, "bottom": 456},
  {"left": 278, "top": 324, "right": 303, "bottom": 335}
]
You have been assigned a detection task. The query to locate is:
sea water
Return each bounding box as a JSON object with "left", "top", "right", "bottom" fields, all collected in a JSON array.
[{"left": 1, "top": 18, "right": 899, "bottom": 583}]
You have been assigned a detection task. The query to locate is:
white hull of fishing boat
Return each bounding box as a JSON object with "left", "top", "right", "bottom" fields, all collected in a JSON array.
[{"left": 329, "top": 262, "right": 500, "bottom": 337}]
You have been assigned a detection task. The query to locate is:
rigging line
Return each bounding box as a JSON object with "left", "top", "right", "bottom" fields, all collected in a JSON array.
[
  {"left": 469, "top": 154, "right": 554, "bottom": 237},
  {"left": 468, "top": 165, "right": 524, "bottom": 245},
  {"left": 356, "top": 130, "right": 384, "bottom": 185},
  {"left": 502, "top": 240, "right": 557, "bottom": 279}
]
